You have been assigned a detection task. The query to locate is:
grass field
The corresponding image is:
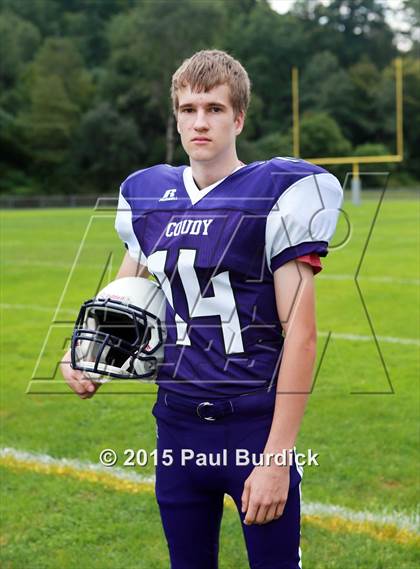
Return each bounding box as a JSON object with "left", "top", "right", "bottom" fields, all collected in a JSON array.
[{"left": 1, "top": 191, "right": 419, "bottom": 568}]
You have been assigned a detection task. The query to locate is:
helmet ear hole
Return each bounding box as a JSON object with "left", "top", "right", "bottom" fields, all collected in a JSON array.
[{"left": 71, "top": 277, "right": 167, "bottom": 381}]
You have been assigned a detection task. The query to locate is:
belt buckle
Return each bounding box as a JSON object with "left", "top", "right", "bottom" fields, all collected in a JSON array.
[{"left": 196, "top": 401, "right": 216, "bottom": 421}]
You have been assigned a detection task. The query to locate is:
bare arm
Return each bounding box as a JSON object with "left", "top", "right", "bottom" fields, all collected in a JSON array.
[
  {"left": 241, "top": 259, "right": 317, "bottom": 525},
  {"left": 60, "top": 251, "right": 150, "bottom": 398},
  {"left": 115, "top": 251, "right": 151, "bottom": 279},
  {"left": 264, "top": 260, "right": 317, "bottom": 451}
]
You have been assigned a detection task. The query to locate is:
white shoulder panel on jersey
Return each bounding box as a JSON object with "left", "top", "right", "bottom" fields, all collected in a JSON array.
[
  {"left": 265, "top": 173, "right": 343, "bottom": 271},
  {"left": 114, "top": 188, "right": 147, "bottom": 264}
]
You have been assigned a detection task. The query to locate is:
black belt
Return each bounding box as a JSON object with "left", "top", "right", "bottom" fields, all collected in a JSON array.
[{"left": 158, "top": 387, "right": 276, "bottom": 422}]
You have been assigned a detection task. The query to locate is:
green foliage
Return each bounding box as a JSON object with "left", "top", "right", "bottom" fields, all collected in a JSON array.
[
  {"left": 20, "top": 74, "right": 79, "bottom": 163},
  {"left": 252, "top": 131, "right": 293, "bottom": 160},
  {"left": 0, "top": 165, "right": 38, "bottom": 195},
  {"left": 295, "top": 0, "right": 397, "bottom": 68},
  {"left": 300, "top": 112, "right": 352, "bottom": 157},
  {"left": 300, "top": 51, "right": 355, "bottom": 139},
  {"left": 236, "top": 137, "right": 259, "bottom": 164},
  {"left": 347, "top": 59, "right": 383, "bottom": 143},
  {"left": 400, "top": 57, "right": 420, "bottom": 178},
  {"left": 224, "top": 4, "right": 306, "bottom": 136},
  {"left": 353, "top": 142, "right": 390, "bottom": 156},
  {"left": 103, "top": 0, "right": 226, "bottom": 162},
  {"left": 0, "top": 10, "right": 41, "bottom": 105},
  {"left": 12, "top": 38, "right": 94, "bottom": 191},
  {"left": 352, "top": 143, "right": 396, "bottom": 187},
  {"left": 0, "top": 107, "right": 28, "bottom": 170},
  {"left": 74, "top": 103, "right": 144, "bottom": 192},
  {"left": 29, "top": 37, "right": 94, "bottom": 111},
  {"left": 0, "top": 0, "right": 418, "bottom": 193}
]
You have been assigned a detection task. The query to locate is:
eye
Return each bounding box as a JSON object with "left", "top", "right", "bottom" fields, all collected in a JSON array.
[
  {"left": 181, "top": 108, "right": 194, "bottom": 113},
  {"left": 210, "top": 106, "right": 222, "bottom": 113}
]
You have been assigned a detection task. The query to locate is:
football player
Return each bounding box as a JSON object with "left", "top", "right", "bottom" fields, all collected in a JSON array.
[{"left": 61, "top": 50, "right": 343, "bottom": 568}]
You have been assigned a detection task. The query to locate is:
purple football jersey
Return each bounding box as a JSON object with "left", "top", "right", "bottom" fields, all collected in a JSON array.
[{"left": 115, "top": 158, "right": 343, "bottom": 398}]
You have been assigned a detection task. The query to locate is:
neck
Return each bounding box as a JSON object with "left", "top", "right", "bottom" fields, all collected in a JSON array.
[{"left": 190, "top": 152, "right": 242, "bottom": 190}]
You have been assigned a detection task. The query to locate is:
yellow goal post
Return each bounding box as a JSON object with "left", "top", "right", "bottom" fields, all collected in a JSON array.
[{"left": 292, "top": 58, "right": 404, "bottom": 204}]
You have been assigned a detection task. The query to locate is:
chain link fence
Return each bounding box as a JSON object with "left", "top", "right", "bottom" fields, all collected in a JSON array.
[
  {"left": 0, "top": 188, "right": 418, "bottom": 209},
  {"left": 0, "top": 195, "right": 114, "bottom": 209}
]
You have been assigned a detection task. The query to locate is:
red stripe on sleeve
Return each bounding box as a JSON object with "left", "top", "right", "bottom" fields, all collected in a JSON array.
[{"left": 297, "top": 253, "right": 323, "bottom": 275}]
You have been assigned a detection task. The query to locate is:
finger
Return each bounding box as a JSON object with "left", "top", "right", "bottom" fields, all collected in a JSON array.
[
  {"left": 78, "top": 378, "right": 97, "bottom": 393},
  {"left": 66, "top": 376, "right": 93, "bottom": 396},
  {"left": 82, "top": 378, "right": 103, "bottom": 396},
  {"left": 77, "top": 383, "right": 98, "bottom": 399},
  {"left": 241, "top": 483, "right": 250, "bottom": 514},
  {"left": 243, "top": 500, "right": 259, "bottom": 525},
  {"left": 262, "top": 503, "right": 278, "bottom": 524},
  {"left": 78, "top": 392, "right": 93, "bottom": 399},
  {"left": 62, "top": 365, "right": 83, "bottom": 382},
  {"left": 73, "top": 369, "right": 87, "bottom": 379},
  {"left": 65, "top": 376, "right": 84, "bottom": 393},
  {"left": 274, "top": 499, "right": 286, "bottom": 519},
  {"left": 255, "top": 504, "right": 269, "bottom": 525}
]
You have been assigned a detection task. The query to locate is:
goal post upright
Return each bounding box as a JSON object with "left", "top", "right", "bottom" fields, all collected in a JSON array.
[
  {"left": 292, "top": 66, "right": 300, "bottom": 158},
  {"left": 291, "top": 58, "right": 404, "bottom": 205}
]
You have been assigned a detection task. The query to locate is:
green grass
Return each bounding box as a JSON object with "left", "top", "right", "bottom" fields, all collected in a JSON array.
[
  {"left": 1, "top": 468, "right": 419, "bottom": 569},
  {"left": 1, "top": 196, "right": 419, "bottom": 567}
]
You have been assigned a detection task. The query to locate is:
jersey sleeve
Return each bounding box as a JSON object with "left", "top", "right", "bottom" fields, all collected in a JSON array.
[
  {"left": 265, "top": 172, "right": 343, "bottom": 273},
  {"left": 297, "top": 253, "right": 323, "bottom": 275},
  {"left": 114, "top": 182, "right": 147, "bottom": 265}
]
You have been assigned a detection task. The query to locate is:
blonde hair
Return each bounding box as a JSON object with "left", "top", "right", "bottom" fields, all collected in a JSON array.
[{"left": 171, "top": 49, "right": 251, "bottom": 117}]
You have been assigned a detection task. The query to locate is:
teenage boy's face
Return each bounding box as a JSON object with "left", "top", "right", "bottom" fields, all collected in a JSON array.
[{"left": 176, "top": 83, "right": 244, "bottom": 164}]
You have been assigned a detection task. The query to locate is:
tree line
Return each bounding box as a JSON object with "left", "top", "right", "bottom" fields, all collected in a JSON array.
[{"left": 0, "top": 0, "right": 419, "bottom": 195}]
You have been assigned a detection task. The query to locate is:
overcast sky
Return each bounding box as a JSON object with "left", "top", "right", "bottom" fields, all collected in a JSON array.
[{"left": 268, "top": 0, "right": 414, "bottom": 50}]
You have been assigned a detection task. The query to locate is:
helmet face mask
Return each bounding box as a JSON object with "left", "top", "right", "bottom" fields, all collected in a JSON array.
[{"left": 71, "top": 278, "right": 166, "bottom": 381}]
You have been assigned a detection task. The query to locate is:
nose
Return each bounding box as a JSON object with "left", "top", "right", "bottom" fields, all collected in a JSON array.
[{"left": 193, "top": 109, "right": 209, "bottom": 131}]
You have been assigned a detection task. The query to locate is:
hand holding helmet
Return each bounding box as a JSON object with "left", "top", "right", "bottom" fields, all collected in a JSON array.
[
  {"left": 60, "top": 350, "right": 101, "bottom": 399},
  {"left": 68, "top": 277, "right": 167, "bottom": 385}
]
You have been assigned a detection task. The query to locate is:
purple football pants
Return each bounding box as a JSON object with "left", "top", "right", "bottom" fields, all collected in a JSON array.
[{"left": 152, "top": 387, "right": 302, "bottom": 569}]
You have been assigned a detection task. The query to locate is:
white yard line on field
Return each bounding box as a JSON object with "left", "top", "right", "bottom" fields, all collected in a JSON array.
[
  {"left": 319, "top": 274, "right": 420, "bottom": 286},
  {"left": 0, "top": 303, "right": 76, "bottom": 315},
  {"left": 302, "top": 501, "right": 419, "bottom": 535},
  {"left": 0, "top": 446, "right": 418, "bottom": 536},
  {"left": 1, "top": 260, "right": 87, "bottom": 269},
  {"left": 0, "top": 446, "right": 155, "bottom": 485},
  {"left": 317, "top": 331, "right": 420, "bottom": 346},
  {"left": 1, "top": 303, "right": 418, "bottom": 347}
]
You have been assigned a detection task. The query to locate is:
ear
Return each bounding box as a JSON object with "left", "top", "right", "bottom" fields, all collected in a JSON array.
[{"left": 234, "top": 110, "right": 245, "bottom": 136}]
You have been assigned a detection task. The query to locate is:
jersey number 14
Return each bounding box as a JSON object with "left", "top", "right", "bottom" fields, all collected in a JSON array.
[{"left": 148, "top": 249, "right": 244, "bottom": 354}]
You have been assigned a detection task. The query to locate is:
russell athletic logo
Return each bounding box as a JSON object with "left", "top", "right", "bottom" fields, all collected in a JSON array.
[{"left": 159, "top": 188, "right": 178, "bottom": 202}]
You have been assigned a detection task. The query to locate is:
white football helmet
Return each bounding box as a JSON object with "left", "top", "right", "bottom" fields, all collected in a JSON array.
[{"left": 71, "top": 277, "right": 166, "bottom": 382}]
